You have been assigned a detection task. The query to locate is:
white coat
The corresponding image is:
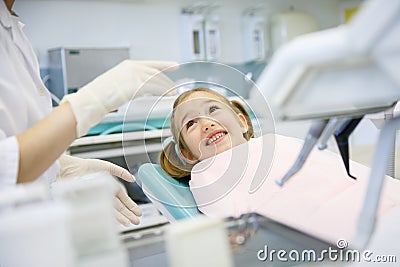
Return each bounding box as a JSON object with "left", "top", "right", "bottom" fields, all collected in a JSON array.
[{"left": 0, "top": 1, "right": 59, "bottom": 188}]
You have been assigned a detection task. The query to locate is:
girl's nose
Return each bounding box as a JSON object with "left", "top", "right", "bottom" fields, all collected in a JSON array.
[{"left": 201, "top": 119, "right": 215, "bottom": 132}]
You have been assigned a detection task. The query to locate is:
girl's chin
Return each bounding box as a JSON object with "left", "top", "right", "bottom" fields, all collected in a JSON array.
[
  {"left": 199, "top": 140, "right": 239, "bottom": 160},
  {"left": 203, "top": 144, "right": 233, "bottom": 159}
]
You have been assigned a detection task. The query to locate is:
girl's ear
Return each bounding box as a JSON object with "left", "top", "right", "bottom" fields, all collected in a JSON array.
[
  {"left": 237, "top": 113, "right": 249, "bottom": 133},
  {"left": 179, "top": 148, "right": 198, "bottom": 165}
]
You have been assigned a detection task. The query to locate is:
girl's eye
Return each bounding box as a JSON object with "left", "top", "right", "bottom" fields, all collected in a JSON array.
[
  {"left": 186, "top": 120, "right": 195, "bottom": 129},
  {"left": 209, "top": 105, "right": 218, "bottom": 113}
]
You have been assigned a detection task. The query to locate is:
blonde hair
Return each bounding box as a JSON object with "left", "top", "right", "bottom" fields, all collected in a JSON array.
[{"left": 159, "top": 88, "right": 254, "bottom": 178}]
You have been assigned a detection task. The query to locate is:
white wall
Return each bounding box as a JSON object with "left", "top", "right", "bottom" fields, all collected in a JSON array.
[
  {"left": 14, "top": 0, "right": 346, "bottom": 68},
  {"left": 14, "top": 0, "right": 182, "bottom": 66}
]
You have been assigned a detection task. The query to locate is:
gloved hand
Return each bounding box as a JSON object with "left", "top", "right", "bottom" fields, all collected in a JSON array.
[
  {"left": 62, "top": 60, "right": 178, "bottom": 137},
  {"left": 58, "top": 154, "right": 142, "bottom": 226}
]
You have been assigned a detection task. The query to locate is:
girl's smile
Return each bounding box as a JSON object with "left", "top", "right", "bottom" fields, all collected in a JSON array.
[{"left": 206, "top": 130, "right": 227, "bottom": 146}]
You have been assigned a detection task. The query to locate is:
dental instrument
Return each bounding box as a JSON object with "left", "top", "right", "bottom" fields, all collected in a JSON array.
[
  {"left": 276, "top": 119, "right": 328, "bottom": 186},
  {"left": 317, "top": 117, "right": 344, "bottom": 151},
  {"left": 334, "top": 117, "right": 363, "bottom": 179}
]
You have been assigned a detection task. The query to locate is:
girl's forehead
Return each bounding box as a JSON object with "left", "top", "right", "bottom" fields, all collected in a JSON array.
[
  {"left": 182, "top": 91, "right": 222, "bottom": 103},
  {"left": 174, "top": 91, "right": 226, "bottom": 126},
  {"left": 176, "top": 92, "right": 228, "bottom": 114}
]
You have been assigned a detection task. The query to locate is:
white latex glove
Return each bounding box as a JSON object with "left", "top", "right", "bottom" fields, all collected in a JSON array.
[
  {"left": 58, "top": 154, "right": 142, "bottom": 226},
  {"left": 62, "top": 60, "right": 178, "bottom": 137}
]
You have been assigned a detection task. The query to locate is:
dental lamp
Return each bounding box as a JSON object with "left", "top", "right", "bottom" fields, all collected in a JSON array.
[{"left": 254, "top": 0, "right": 400, "bottom": 248}]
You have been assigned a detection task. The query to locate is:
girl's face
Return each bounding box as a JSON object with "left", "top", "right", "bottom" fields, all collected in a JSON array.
[{"left": 174, "top": 91, "right": 248, "bottom": 162}]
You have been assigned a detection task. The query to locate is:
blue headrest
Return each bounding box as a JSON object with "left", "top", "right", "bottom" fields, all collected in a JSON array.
[{"left": 137, "top": 163, "right": 200, "bottom": 221}]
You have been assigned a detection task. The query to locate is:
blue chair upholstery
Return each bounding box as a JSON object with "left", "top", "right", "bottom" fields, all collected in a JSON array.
[{"left": 137, "top": 163, "right": 200, "bottom": 222}]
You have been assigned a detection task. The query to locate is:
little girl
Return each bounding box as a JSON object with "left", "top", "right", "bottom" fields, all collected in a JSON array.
[
  {"left": 159, "top": 87, "right": 255, "bottom": 178},
  {"left": 158, "top": 87, "right": 400, "bottom": 247}
]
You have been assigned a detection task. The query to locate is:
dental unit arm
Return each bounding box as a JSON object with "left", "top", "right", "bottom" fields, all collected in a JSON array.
[{"left": 255, "top": 0, "right": 400, "bottom": 248}]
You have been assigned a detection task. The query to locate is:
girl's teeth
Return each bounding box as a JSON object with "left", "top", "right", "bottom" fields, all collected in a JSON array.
[{"left": 208, "top": 133, "right": 225, "bottom": 145}]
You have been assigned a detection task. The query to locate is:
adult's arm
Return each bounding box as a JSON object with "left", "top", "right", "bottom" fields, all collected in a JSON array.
[{"left": 16, "top": 102, "right": 77, "bottom": 183}]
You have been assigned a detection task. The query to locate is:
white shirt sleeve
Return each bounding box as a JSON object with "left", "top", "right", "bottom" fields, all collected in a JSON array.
[
  {"left": 0, "top": 136, "right": 19, "bottom": 187},
  {"left": 0, "top": 4, "right": 59, "bottom": 188}
]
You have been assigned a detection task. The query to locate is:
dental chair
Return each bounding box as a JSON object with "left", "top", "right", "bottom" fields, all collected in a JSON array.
[
  {"left": 136, "top": 163, "right": 342, "bottom": 264},
  {"left": 137, "top": 163, "right": 200, "bottom": 222}
]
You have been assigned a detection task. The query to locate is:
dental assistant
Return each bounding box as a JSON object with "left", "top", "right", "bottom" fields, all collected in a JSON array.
[{"left": 0, "top": 0, "right": 176, "bottom": 225}]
